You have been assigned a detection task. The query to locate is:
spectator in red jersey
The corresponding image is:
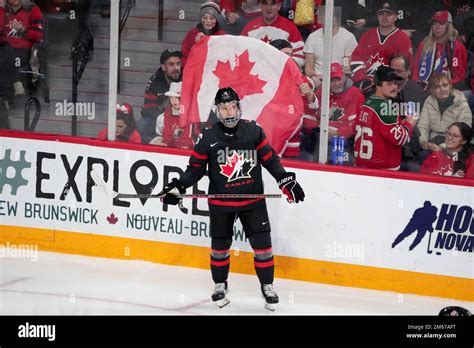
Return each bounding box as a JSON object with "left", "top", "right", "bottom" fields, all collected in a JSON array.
[
  {"left": 151, "top": 82, "right": 193, "bottom": 149},
  {"left": 301, "top": 63, "right": 364, "bottom": 163},
  {"left": 412, "top": 10, "right": 469, "bottom": 91},
  {"left": 219, "top": 0, "right": 262, "bottom": 35},
  {"left": 181, "top": 2, "right": 226, "bottom": 66},
  {"left": 421, "top": 122, "right": 473, "bottom": 177},
  {"left": 350, "top": 1, "right": 413, "bottom": 96},
  {"left": 0, "top": 0, "right": 43, "bottom": 96},
  {"left": 241, "top": 0, "right": 305, "bottom": 67},
  {"left": 97, "top": 103, "right": 142, "bottom": 144},
  {"left": 354, "top": 66, "right": 417, "bottom": 170}
]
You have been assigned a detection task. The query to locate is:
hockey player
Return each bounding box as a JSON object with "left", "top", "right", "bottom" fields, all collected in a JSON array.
[
  {"left": 354, "top": 66, "right": 417, "bottom": 170},
  {"left": 158, "top": 87, "right": 305, "bottom": 311}
]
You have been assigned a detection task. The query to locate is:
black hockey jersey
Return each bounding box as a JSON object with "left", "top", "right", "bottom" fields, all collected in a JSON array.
[{"left": 180, "top": 120, "right": 286, "bottom": 212}]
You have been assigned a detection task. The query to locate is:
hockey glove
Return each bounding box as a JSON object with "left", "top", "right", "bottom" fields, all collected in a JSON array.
[
  {"left": 158, "top": 178, "right": 186, "bottom": 206},
  {"left": 277, "top": 172, "right": 305, "bottom": 203}
]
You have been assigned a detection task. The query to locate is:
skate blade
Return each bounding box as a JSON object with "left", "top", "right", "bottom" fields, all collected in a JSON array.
[
  {"left": 215, "top": 297, "right": 230, "bottom": 308},
  {"left": 264, "top": 302, "right": 277, "bottom": 311}
]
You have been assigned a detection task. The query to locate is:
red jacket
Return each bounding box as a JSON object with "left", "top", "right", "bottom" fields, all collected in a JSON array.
[
  {"left": 1, "top": 4, "right": 43, "bottom": 49},
  {"left": 412, "top": 39, "right": 468, "bottom": 86},
  {"left": 161, "top": 109, "right": 194, "bottom": 149},
  {"left": 97, "top": 128, "right": 142, "bottom": 144},
  {"left": 422, "top": 150, "right": 474, "bottom": 178},
  {"left": 304, "top": 84, "right": 365, "bottom": 139}
]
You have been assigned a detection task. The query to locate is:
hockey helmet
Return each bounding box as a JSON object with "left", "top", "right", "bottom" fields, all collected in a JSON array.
[{"left": 214, "top": 87, "right": 241, "bottom": 128}]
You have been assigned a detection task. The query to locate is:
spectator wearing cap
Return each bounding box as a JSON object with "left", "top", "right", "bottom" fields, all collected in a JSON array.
[
  {"left": 219, "top": 0, "right": 262, "bottom": 35},
  {"left": 97, "top": 103, "right": 141, "bottom": 143},
  {"left": 181, "top": 2, "right": 226, "bottom": 66},
  {"left": 269, "top": 38, "right": 318, "bottom": 159},
  {"left": 241, "top": 0, "right": 305, "bottom": 67},
  {"left": 351, "top": 1, "right": 413, "bottom": 95},
  {"left": 412, "top": 10, "right": 469, "bottom": 91},
  {"left": 301, "top": 62, "right": 364, "bottom": 163},
  {"left": 303, "top": 7, "right": 357, "bottom": 90},
  {"left": 138, "top": 48, "right": 183, "bottom": 144},
  {"left": 354, "top": 66, "right": 417, "bottom": 170},
  {"left": 151, "top": 82, "right": 193, "bottom": 149}
]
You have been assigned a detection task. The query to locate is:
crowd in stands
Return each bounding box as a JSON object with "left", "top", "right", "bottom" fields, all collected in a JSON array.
[{"left": 1, "top": 0, "right": 473, "bottom": 179}]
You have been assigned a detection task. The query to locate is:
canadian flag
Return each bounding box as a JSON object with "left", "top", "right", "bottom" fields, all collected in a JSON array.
[{"left": 180, "top": 35, "right": 306, "bottom": 155}]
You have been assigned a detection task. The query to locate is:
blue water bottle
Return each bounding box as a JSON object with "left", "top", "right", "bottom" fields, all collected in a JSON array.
[
  {"left": 337, "top": 136, "right": 347, "bottom": 165},
  {"left": 330, "top": 136, "right": 338, "bottom": 164}
]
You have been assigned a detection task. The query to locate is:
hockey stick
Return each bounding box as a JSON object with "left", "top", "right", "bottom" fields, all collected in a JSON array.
[
  {"left": 91, "top": 169, "right": 282, "bottom": 199},
  {"left": 426, "top": 230, "right": 433, "bottom": 254}
]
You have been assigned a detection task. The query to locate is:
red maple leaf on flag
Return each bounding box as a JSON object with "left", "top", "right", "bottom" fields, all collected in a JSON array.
[
  {"left": 212, "top": 50, "right": 267, "bottom": 100},
  {"left": 107, "top": 213, "right": 118, "bottom": 225}
]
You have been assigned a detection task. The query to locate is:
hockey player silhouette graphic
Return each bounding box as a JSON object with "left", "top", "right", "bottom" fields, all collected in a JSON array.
[{"left": 392, "top": 201, "right": 438, "bottom": 251}]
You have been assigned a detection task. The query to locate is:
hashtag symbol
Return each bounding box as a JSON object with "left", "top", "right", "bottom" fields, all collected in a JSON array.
[{"left": 0, "top": 149, "right": 31, "bottom": 195}]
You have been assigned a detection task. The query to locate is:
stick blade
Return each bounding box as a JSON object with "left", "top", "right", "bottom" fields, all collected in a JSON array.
[{"left": 91, "top": 168, "right": 118, "bottom": 198}]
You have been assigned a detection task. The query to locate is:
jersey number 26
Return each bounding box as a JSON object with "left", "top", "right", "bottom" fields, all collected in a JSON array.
[{"left": 354, "top": 125, "right": 373, "bottom": 160}]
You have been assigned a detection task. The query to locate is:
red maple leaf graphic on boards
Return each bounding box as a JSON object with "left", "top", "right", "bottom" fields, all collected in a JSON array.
[
  {"left": 107, "top": 213, "right": 118, "bottom": 225},
  {"left": 212, "top": 50, "right": 267, "bottom": 100}
]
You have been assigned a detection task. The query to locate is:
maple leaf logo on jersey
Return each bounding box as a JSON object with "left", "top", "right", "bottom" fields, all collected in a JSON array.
[
  {"left": 261, "top": 35, "right": 272, "bottom": 43},
  {"left": 329, "top": 106, "right": 345, "bottom": 121},
  {"left": 367, "top": 52, "right": 386, "bottom": 76},
  {"left": 213, "top": 50, "right": 267, "bottom": 100},
  {"left": 219, "top": 151, "right": 255, "bottom": 182}
]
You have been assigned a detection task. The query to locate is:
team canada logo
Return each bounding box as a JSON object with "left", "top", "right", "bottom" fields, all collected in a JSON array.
[{"left": 219, "top": 150, "right": 255, "bottom": 182}]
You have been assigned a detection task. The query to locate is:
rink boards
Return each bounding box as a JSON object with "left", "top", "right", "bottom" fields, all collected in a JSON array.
[{"left": 0, "top": 131, "right": 473, "bottom": 301}]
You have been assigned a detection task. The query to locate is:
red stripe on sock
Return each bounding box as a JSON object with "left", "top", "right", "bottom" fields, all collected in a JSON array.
[
  {"left": 211, "top": 259, "right": 230, "bottom": 267},
  {"left": 254, "top": 260, "right": 274, "bottom": 268}
]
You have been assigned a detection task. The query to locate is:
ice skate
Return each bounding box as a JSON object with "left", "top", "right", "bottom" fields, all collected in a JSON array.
[
  {"left": 261, "top": 284, "right": 279, "bottom": 311},
  {"left": 211, "top": 281, "right": 229, "bottom": 308}
]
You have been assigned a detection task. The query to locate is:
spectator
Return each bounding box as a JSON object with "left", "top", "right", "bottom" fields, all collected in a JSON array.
[
  {"left": 97, "top": 103, "right": 142, "bottom": 143},
  {"left": 421, "top": 122, "right": 473, "bottom": 177},
  {"left": 138, "top": 49, "right": 182, "bottom": 144},
  {"left": 241, "top": 0, "right": 305, "bottom": 67},
  {"left": 150, "top": 82, "right": 193, "bottom": 149},
  {"left": 269, "top": 39, "right": 318, "bottom": 158},
  {"left": 389, "top": 54, "right": 429, "bottom": 166},
  {"left": 219, "top": 0, "right": 262, "bottom": 35},
  {"left": 351, "top": 1, "right": 413, "bottom": 95},
  {"left": 412, "top": 10, "right": 469, "bottom": 91},
  {"left": 301, "top": 62, "right": 365, "bottom": 162},
  {"left": 354, "top": 66, "right": 416, "bottom": 170},
  {"left": 0, "top": 0, "right": 44, "bottom": 96},
  {"left": 303, "top": 8, "right": 357, "bottom": 89},
  {"left": 417, "top": 73, "right": 472, "bottom": 161},
  {"left": 181, "top": 2, "right": 226, "bottom": 66}
]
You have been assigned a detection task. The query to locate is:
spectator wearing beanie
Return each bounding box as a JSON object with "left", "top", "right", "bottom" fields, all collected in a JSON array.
[{"left": 181, "top": 2, "right": 226, "bottom": 66}]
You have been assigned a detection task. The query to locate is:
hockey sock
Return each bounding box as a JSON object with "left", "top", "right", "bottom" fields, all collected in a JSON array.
[
  {"left": 249, "top": 232, "right": 274, "bottom": 285},
  {"left": 210, "top": 238, "right": 232, "bottom": 283}
]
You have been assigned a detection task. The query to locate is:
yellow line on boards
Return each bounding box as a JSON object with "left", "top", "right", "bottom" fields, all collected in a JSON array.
[{"left": 1, "top": 225, "right": 472, "bottom": 301}]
